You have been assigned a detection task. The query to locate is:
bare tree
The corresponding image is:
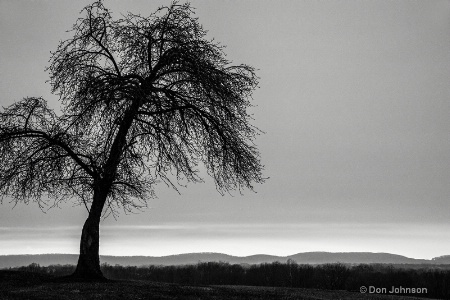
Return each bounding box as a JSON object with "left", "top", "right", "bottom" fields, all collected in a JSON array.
[{"left": 0, "top": 1, "right": 263, "bottom": 280}]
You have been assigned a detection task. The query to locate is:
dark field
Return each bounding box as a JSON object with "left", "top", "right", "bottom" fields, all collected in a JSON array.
[
  {"left": 0, "top": 270, "right": 440, "bottom": 300},
  {"left": 7, "top": 261, "right": 450, "bottom": 299}
]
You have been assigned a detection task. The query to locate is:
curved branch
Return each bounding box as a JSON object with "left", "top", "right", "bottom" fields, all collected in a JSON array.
[
  {"left": 87, "top": 9, "right": 122, "bottom": 77},
  {"left": 3, "top": 129, "right": 96, "bottom": 178}
]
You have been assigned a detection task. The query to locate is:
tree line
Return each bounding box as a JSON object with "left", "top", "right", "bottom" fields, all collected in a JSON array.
[{"left": 10, "top": 261, "right": 450, "bottom": 299}]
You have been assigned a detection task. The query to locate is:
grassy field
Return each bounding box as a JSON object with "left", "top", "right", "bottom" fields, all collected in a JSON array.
[{"left": 0, "top": 270, "right": 437, "bottom": 300}]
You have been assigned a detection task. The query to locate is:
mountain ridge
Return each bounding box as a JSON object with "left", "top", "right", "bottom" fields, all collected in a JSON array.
[{"left": 1, "top": 252, "right": 448, "bottom": 268}]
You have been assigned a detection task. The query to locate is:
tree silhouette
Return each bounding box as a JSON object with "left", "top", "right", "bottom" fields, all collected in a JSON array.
[{"left": 0, "top": 1, "right": 264, "bottom": 280}]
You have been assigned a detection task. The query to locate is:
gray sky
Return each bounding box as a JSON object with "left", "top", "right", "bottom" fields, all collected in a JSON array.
[{"left": 1, "top": 0, "right": 450, "bottom": 259}]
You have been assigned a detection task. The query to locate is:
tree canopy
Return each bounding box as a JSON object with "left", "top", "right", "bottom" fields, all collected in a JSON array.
[
  {"left": 0, "top": 1, "right": 263, "bottom": 218},
  {"left": 0, "top": 1, "right": 264, "bottom": 279}
]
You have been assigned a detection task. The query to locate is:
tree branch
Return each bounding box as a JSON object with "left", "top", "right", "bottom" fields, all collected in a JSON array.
[{"left": 3, "top": 129, "right": 96, "bottom": 178}]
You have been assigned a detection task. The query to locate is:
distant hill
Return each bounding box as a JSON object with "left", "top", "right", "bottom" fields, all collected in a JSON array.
[
  {"left": 432, "top": 255, "right": 450, "bottom": 263},
  {"left": 0, "top": 252, "right": 446, "bottom": 269},
  {"left": 287, "top": 252, "right": 426, "bottom": 264}
]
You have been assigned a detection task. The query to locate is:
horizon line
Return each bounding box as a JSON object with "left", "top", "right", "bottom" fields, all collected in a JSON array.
[{"left": 1, "top": 251, "right": 448, "bottom": 260}]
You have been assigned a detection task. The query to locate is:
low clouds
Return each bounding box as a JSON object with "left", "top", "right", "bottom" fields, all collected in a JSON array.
[{"left": 2, "top": 222, "right": 448, "bottom": 259}]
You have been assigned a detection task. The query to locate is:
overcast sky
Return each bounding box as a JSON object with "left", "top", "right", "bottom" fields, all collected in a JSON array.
[{"left": 1, "top": 0, "right": 450, "bottom": 259}]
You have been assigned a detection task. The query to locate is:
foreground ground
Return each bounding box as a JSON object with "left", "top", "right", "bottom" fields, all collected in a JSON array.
[{"left": 0, "top": 270, "right": 437, "bottom": 300}]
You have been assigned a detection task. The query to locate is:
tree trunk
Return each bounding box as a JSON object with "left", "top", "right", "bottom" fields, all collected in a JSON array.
[
  {"left": 70, "top": 101, "right": 138, "bottom": 281},
  {"left": 72, "top": 190, "right": 108, "bottom": 281},
  {"left": 72, "top": 216, "right": 105, "bottom": 280}
]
